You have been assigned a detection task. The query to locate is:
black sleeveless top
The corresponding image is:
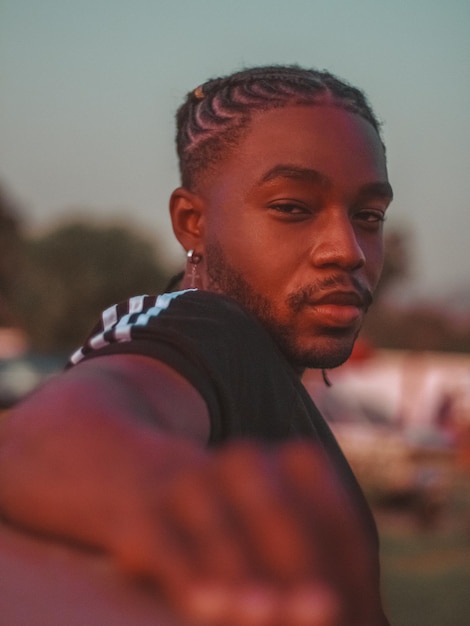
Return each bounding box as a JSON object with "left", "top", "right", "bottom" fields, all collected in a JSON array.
[{"left": 69, "top": 289, "right": 378, "bottom": 541}]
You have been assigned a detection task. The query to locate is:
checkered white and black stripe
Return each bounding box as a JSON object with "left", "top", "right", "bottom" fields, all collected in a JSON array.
[{"left": 69, "top": 290, "right": 193, "bottom": 365}]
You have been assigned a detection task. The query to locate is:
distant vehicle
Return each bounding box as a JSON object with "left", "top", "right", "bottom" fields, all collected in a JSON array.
[
  {"left": 0, "top": 354, "right": 65, "bottom": 411},
  {"left": 314, "top": 390, "right": 455, "bottom": 527}
]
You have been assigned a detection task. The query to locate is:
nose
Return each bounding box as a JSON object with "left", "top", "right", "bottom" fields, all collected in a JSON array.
[{"left": 309, "top": 210, "right": 365, "bottom": 271}]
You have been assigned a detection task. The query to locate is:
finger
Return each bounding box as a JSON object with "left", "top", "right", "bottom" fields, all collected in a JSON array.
[
  {"left": 109, "top": 442, "right": 207, "bottom": 589},
  {"left": 278, "top": 441, "right": 380, "bottom": 623},
  {"left": 182, "top": 581, "right": 277, "bottom": 626},
  {"left": 114, "top": 510, "right": 194, "bottom": 598},
  {"left": 279, "top": 441, "right": 367, "bottom": 554},
  {"left": 212, "top": 441, "right": 315, "bottom": 582},
  {"left": 278, "top": 583, "right": 341, "bottom": 626},
  {"left": 159, "top": 465, "right": 252, "bottom": 581},
  {"left": 182, "top": 580, "right": 341, "bottom": 626}
]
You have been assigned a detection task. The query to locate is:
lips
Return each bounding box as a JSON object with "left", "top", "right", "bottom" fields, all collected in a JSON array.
[
  {"left": 312, "top": 290, "right": 366, "bottom": 308},
  {"left": 306, "top": 290, "right": 366, "bottom": 327}
]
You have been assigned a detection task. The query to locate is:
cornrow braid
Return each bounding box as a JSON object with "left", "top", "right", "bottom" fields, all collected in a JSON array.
[{"left": 176, "top": 65, "right": 384, "bottom": 189}]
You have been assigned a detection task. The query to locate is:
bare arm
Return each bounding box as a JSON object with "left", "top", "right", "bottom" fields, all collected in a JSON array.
[
  {"left": 0, "top": 354, "right": 388, "bottom": 625},
  {"left": 0, "top": 354, "right": 209, "bottom": 543}
]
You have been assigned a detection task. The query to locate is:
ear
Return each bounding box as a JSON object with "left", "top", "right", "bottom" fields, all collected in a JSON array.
[{"left": 169, "top": 187, "right": 206, "bottom": 253}]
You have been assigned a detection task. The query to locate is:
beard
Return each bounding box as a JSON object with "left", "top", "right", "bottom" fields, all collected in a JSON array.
[{"left": 205, "top": 241, "right": 369, "bottom": 370}]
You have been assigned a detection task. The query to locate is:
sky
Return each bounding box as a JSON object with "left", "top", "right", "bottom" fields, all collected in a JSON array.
[{"left": 1, "top": 0, "right": 469, "bottom": 300}]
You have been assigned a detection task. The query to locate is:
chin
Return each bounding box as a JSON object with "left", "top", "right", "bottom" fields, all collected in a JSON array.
[
  {"left": 296, "top": 349, "right": 353, "bottom": 370},
  {"left": 281, "top": 333, "right": 357, "bottom": 371}
]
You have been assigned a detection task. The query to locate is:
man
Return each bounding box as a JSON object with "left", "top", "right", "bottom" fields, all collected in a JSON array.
[{"left": 0, "top": 66, "right": 393, "bottom": 625}]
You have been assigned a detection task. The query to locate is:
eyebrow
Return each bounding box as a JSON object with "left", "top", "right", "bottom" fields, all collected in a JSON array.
[
  {"left": 261, "top": 165, "right": 329, "bottom": 185},
  {"left": 259, "top": 165, "right": 394, "bottom": 200},
  {"left": 357, "top": 181, "right": 394, "bottom": 200}
]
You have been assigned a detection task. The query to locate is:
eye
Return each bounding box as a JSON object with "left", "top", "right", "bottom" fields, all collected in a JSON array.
[
  {"left": 354, "top": 208, "right": 387, "bottom": 228},
  {"left": 269, "top": 202, "right": 309, "bottom": 216}
]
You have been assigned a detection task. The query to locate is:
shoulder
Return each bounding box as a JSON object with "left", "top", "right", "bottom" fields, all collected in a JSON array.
[
  {"left": 69, "top": 290, "right": 262, "bottom": 366},
  {"left": 72, "top": 353, "right": 211, "bottom": 443}
]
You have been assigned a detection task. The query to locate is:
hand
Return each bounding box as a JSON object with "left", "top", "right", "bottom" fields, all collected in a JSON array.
[
  {"left": 114, "top": 440, "right": 385, "bottom": 626},
  {"left": 0, "top": 352, "right": 387, "bottom": 626}
]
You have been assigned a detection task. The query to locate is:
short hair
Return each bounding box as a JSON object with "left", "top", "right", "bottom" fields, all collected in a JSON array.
[{"left": 176, "top": 64, "right": 384, "bottom": 189}]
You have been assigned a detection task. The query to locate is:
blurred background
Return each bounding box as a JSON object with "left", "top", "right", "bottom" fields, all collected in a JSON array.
[{"left": 1, "top": 1, "right": 469, "bottom": 623}]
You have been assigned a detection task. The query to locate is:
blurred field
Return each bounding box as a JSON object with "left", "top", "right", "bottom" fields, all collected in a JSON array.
[
  {"left": 304, "top": 349, "right": 470, "bottom": 624},
  {"left": 376, "top": 482, "right": 470, "bottom": 626}
]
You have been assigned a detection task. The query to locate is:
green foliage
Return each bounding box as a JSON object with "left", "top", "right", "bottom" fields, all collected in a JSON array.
[{"left": 15, "top": 221, "right": 174, "bottom": 353}]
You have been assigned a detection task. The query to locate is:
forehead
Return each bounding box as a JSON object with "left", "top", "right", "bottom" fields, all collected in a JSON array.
[{"left": 203, "top": 105, "right": 388, "bottom": 198}]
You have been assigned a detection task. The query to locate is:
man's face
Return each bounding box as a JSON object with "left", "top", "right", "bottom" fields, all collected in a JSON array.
[{"left": 199, "top": 105, "right": 392, "bottom": 369}]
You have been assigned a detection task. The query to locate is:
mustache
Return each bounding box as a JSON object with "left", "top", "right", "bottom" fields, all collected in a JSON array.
[{"left": 287, "top": 276, "right": 374, "bottom": 313}]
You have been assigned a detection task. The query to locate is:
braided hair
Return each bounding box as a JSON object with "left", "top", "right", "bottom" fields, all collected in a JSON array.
[{"left": 176, "top": 65, "right": 384, "bottom": 190}]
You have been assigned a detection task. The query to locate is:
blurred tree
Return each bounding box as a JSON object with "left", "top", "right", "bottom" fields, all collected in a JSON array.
[
  {"left": 374, "top": 228, "right": 411, "bottom": 299},
  {"left": 362, "top": 227, "right": 470, "bottom": 353},
  {"left": 8, "top": 216, "right": 470, "bottom": 355},
  {"left": 16, "top": 221, "right": 174, "bottom": 353},
  {"left": 0, "top": 184, "right": 24, "bottom": 327}
]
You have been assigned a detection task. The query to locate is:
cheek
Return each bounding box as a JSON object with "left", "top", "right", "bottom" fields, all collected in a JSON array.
[
  {"left": 206, "top": 206, "right": 273, "bottom": 268},
  {"left": 208, "top": 224, "right": 294, "bottom": 301}
]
